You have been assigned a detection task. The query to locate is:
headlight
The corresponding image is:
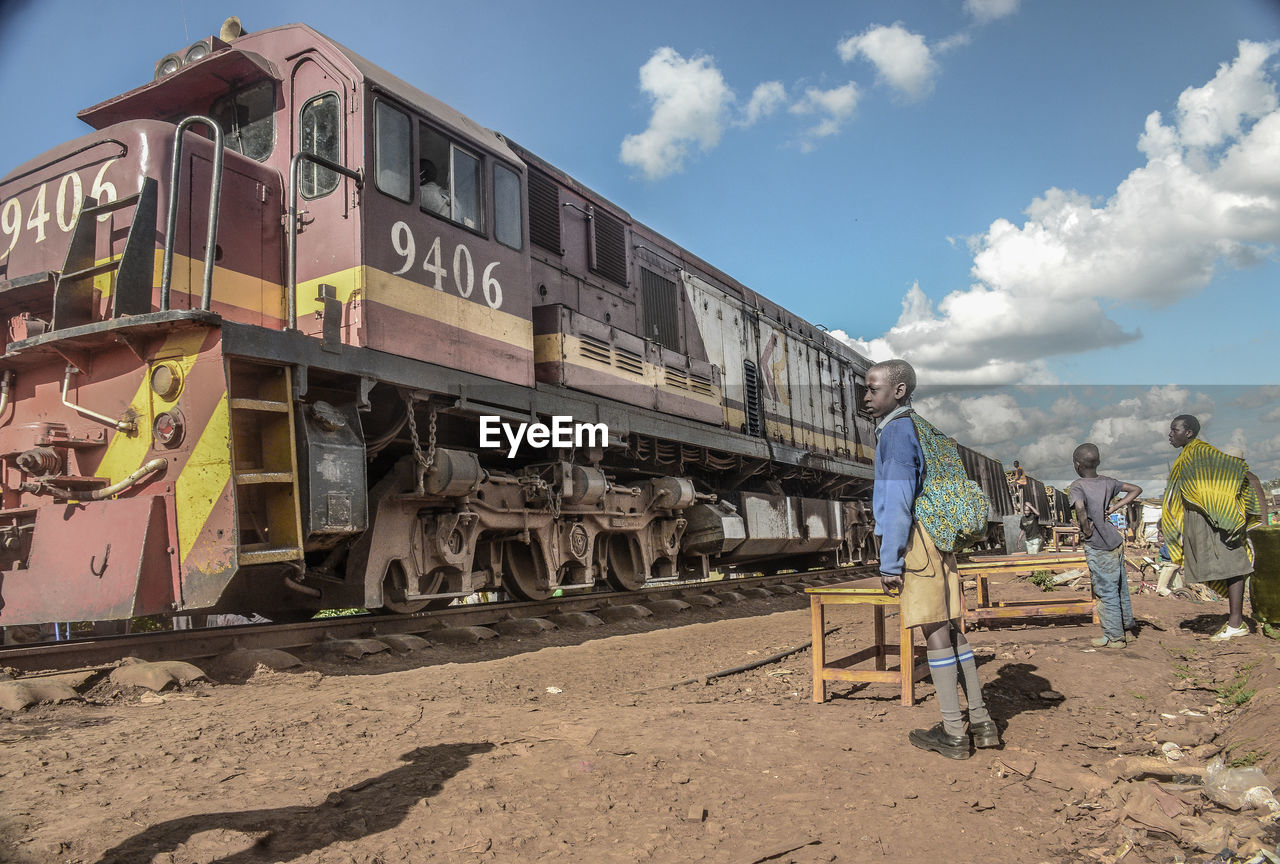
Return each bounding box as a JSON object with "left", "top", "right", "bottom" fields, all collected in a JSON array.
[
  {"left": 184, "top": 41, "right": 211, "bottom": 63},
  {"left": 150, "top": 362, "right": 184, "bottom": 401},
  {"left": 154, "top": 54, "right": 182, "bottom": 79}
]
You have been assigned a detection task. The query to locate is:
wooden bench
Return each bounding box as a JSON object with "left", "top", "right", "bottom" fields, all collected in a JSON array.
[
  {"left": 805, "top": 577, "right": 929, "bottom": 706},
  {"left": 1050, "top": 525, "right": 1081, "bottom": 552},
  {"left": 958, "top": 552, "right": 1095, "bottom": 629}
]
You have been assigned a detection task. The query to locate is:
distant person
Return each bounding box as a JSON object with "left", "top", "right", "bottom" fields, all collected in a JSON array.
[
  {"left": 1012, "top": 461, "right": 1027, "bottom": 508},
  {"left": 1018, "top": 501, "right": 1043, "bottom": 555},
  {"left": 419, "top": 159, "right": 450, "bottom": 216},
  {"left": 1068, "top": 443, "right": 1143, "bottom": 648},
  {"left": 865, "top": 358, "right": 998, "bottom": 760},
  {"left": 1161, "top": 414, "right": 1267, "bottom": 641}
]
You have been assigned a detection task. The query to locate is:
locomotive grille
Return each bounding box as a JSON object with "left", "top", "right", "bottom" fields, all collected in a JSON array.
[
  {"left": 743, "top": 360, "right": 764, "bottom": 437},
  {"left": 640, "top": 267, "right": 680, "bottom": 351},
  {"left": 664, "top": 367, "right": 690, "bottom": 390},
  {"left": 578, "top": 334, "right": 612, "bottom": 365},
  {"left": 614, "top": 346, "right": 644, "bottom": 376},
  {"left": 528, "top": 169, "right": 562, "bottom": 254},
  {"left": 689, "top": 372, "right": 715, "bottom": 397},
  {"left": 591, "top": 209, "right": 628, "bottom": 286}
]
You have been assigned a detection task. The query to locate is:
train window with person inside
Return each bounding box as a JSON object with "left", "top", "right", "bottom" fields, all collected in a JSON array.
[
  {"left": 494, "top": 163, "right": 522, "bottom": 250},
  {"left": 299, "top": 92, "right": 340, "bottom": 198},
  {"left": 375, "top": 101, "right": 412, "bottom": 202},
  {"left": 419, "top": 124, "right": 482, "bottom": 232},
  {"left": 211, "top": 79, "right": 275, "bottom": 161}
]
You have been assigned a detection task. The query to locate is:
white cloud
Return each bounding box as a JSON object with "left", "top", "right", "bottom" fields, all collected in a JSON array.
[
  {"left": 1262, "top": 405, "right": 1280, "bottom": 423},
  {"left": 838, "top": 23, "right": 938, "bottom": 100},
  {"left": 788, "top": 83, "right": 860, "bottom": 152},
  {"left": 845, "top": 40, "right": 1280, "bottom": 386},
  {"left": 913, "top": 385, "right": 1240, "bottom": 497},
  {"left": 620, "top": 48, "right": 733, "bottom": 181},
  {"left": 963, "top": 0, "right": 1020, "bottom": 23},
  {"left": 739, "top": 81, "right": 786, "bottom": 127},
  {"left": 1173, "top": 40, "right": 1279, "bottom": 150}
]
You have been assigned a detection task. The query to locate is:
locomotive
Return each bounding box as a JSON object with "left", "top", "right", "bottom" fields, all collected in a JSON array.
[{"left": 0, "top": 18, "right": 912, "bottom": 626}]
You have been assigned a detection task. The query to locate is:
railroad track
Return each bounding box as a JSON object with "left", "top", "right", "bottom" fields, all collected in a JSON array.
[{"left": 0, "top": 567, "right": 870, "bottom": 675}]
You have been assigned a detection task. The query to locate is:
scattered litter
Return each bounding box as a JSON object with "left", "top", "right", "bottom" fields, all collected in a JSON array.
[
  {"left": 1202, "top": 756, "right": 1280, "bottom": 816},
  {"left": 545, "top": 686, "right": 563, "bottom": 694}
]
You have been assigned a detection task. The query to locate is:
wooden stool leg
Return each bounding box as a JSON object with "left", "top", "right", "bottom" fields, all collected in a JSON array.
[
  {"left": 873, "top": 603, "right": 886, "bottom": 670},
  {"left": 900, "top": 613, "right": 914, "bottom": 706},
  {"left": 810, "top": 596, "right": 826, "bottom": 703}
]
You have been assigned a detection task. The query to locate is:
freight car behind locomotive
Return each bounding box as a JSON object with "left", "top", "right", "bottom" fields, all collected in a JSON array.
[
  {"left": 956, "top": 443, "right": 1016, "bottom": 548},
  {"left": 0, "top": 18, "right": 882, "bottom": 626}
]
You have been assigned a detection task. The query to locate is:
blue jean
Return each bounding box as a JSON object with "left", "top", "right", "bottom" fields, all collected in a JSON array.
[{"left": 1087, "top": 544, "right": 1133, "bottom": 641}]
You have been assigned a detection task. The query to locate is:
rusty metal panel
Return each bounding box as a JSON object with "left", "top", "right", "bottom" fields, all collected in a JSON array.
[
  {"left": 298, "top": 400, "right": 367, "bottom": 535},
  {"left": 0, "top": 496, "right": 173, "bottom": 626}
]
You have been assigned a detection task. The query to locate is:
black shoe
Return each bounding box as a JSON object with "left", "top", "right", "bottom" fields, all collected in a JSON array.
[
  {"left": 970, "top": 720, "right": 1001, "bottom": 749},
  {"left": 908, "top": 723, "right": 971, "bottom": 760}
]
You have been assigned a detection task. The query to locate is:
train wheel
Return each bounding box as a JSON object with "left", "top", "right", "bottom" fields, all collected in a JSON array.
[
  {"left": 500, "top": 540, "right": 553, "bottom": 601},
  {"left": 604, "top": 534, "right": 647, "bottom": 591},
  {"left": 379, "top": 561, "right": 435, "bottom": 614}
]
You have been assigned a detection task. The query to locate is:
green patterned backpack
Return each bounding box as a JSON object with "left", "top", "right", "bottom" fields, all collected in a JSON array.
[{"left": 909, "top": 413, "right": 990, "bottom": 552}]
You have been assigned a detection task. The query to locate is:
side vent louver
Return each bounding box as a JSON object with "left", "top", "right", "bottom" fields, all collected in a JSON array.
[
  {"left": 743, "top": 360, "right": 764, "bottom": 437},
  {"left": 528, "top": 169, "right": 561, "bottom": 254},
  {"left": 591, "top": 208, "right": 627, "bottom": 286},
  {"left": 614, "top": 347, "right": 643, "bottom": 376},
  {"left": 578, "top": 334, "right": 611, "bottom": 364},
  {"left": 689, "top": 372, "right": 715, "bottom": 397},
  {"left": 664, "top": 367, "right": 689, "bottom": 390},
  {"left": 640, "top": 267, "right": 680, "bottom": 351}
]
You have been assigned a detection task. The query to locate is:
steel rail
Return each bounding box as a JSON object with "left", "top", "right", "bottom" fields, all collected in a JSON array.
[{"left": 0, "top": 568, "right": 870, "bottom": 675}]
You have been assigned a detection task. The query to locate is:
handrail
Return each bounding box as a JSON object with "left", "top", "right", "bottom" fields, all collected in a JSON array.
[
  {"left": 160, "top": 116, "right": 224, "bottom": 312},
  {"left": 61, "top": 364, "right": 136, "bottom": 433},
  {"left": 287, "top": 152, "right": 362, "bottom": 330}
]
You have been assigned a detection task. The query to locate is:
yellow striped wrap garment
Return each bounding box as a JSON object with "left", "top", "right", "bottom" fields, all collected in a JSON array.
[{"left": 1160, "top": 438, "right": 1262, "bottom": 568}]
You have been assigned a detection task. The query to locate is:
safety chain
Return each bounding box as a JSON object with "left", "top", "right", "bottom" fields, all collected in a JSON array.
[{"left": 404, "top": 392, "right": 438, "bottom": 495}]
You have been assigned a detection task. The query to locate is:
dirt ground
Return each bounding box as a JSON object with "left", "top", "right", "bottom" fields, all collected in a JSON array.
[{"left": 3, "top": 574, "right": 1280, "bottom": 864}]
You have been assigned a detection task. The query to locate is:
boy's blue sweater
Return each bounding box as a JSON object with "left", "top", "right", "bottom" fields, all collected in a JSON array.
[{"left": 873, "top": 413, "right": 924, "bottom": 576}]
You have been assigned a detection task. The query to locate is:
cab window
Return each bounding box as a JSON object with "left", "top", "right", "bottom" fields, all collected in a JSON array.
[
  {"left": 211, "top": 80, "right": 275, "bottom": 161},
  {"left": 494, "top": 163, "right": 522, "bottom": 250},
  {"left": 419, "top": 123, "right": 482, "bottom": 231},
  {"left": 375, "top": 101, "right": 412, "bottom": 201},
  {"left": 299, "top": 92, "right": 340, "bottom": 198}
]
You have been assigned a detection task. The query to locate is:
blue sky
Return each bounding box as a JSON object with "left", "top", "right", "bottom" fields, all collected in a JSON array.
[{"left": 2, "top": 0, "right": 1278, "bottom": 493}]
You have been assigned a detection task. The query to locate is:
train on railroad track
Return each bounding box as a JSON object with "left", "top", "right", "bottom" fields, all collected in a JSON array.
[{"left": 0, "top": 17, "right": 1037, "bottom": 629}]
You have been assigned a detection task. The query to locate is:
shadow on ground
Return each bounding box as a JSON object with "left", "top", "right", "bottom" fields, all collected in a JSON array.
[{"left": 91, "top": 741, "right": 494, "bottom": 864}]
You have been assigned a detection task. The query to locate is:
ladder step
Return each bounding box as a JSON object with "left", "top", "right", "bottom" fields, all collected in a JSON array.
[
  {"left": 81, "top": 191, "right": 143, "bottom": 216},
  {"left": 228, "top": 398, "right": 290, "bottom": 413},
  {"left": 239, "top": 544, "right": 303, "bottom": 565},
  {"left": 234, "top": 471, "right": 294, "bottom": 486},
  {"left": 60, "top": 259, "right": 120, "bottom": 283}
]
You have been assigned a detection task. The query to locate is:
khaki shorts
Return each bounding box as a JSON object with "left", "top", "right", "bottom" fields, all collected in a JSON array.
[{"left": 899, "top": 522, "right": 962, "bottom": 629}]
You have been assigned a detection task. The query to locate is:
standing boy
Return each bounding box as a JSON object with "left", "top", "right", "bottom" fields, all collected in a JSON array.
[
  {"left": 1068, "top": 443, "right": 1143, "bottom": 648},
  {"left": 864, "top": 359, "right": 999, "bottom": 760}
]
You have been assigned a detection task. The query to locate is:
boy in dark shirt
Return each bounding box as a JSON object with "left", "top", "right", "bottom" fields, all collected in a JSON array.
[{"left": 1067, "top": 443, "right": 1143, "bottom": 648}]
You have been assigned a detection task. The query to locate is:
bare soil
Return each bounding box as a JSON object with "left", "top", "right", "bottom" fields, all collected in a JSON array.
[{"left": 3, "top": 575, "right": 1280, "bottom": 864}]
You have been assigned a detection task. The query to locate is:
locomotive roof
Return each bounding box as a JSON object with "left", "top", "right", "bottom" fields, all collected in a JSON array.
[
  {"left": 78, "top": 21, "right": 521, "bottom": 167},
  {"left": 312, "top": 25, "right": 522, "bottom": 166}
]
